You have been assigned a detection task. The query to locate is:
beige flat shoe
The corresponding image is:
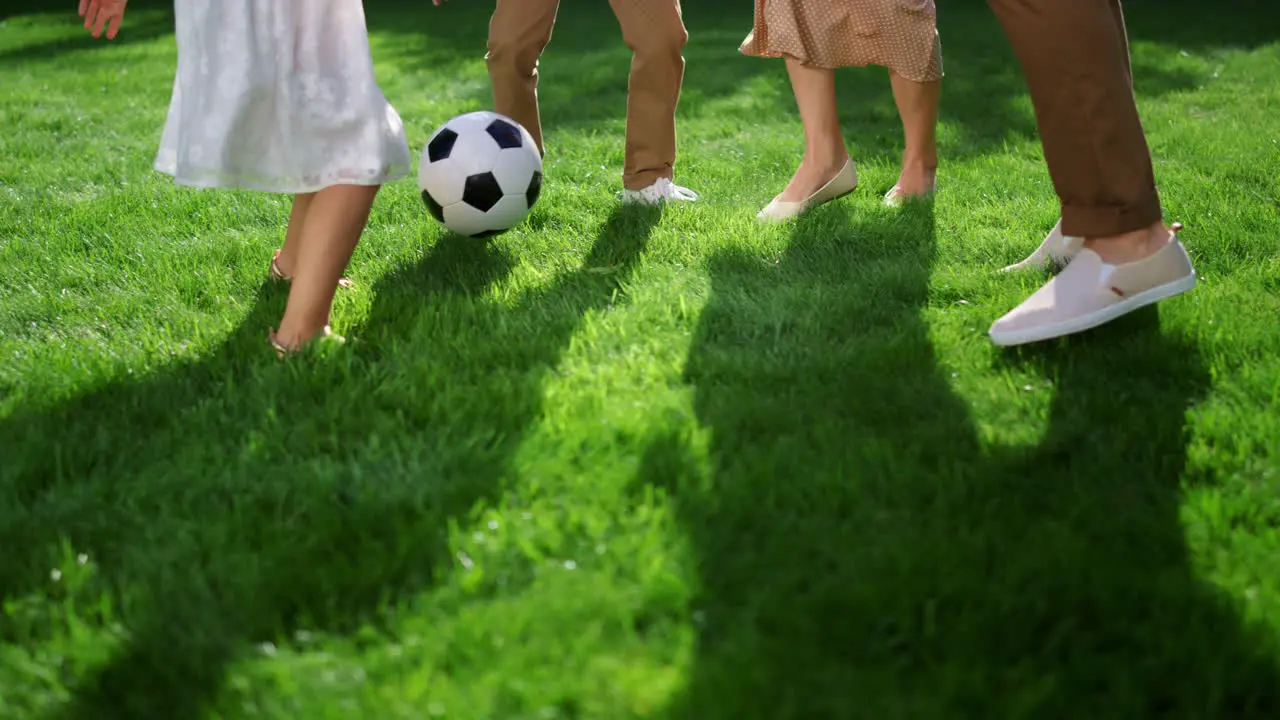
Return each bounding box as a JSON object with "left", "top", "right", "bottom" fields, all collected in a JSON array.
[
  {"left": 757, "top": 158, "right": 857, "bottom": 222},
  {"left": 1000, "top": 218, "right": 1084, "bottom": 273},
  {"left": 989, "top": 223, "right": 1194, "bottom": 347}
]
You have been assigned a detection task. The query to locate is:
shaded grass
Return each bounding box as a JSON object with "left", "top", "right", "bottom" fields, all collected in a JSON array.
[
  {"left": 655, "top": 202, "right": 1278, "bottom": 718},
  {"left": 2, "top": 0, "right": 1279, "bottom": 718}
]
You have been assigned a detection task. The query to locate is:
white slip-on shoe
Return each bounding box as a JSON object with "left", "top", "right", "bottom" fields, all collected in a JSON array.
[
  {"left": 1000, "top": 218, "right": 1085, "bottom": 273},
  {"left": 757, "top": 158, "right": 858, "bottom": 222},
  {"left": 621, "top": 177, "right": 699, "bottom": 205},
  {"left": 989, "top": 223, "right": 1195, "bottom": 347}
]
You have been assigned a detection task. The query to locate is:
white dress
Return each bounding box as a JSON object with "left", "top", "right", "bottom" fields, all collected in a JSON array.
[{"left": 154, "top": 0, "right": 411, "bottom": 194}]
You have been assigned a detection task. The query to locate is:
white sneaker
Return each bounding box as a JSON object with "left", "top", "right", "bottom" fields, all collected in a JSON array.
[
  {"left": 1000, "top": 218, "right": 1084, "bottom": 273},
  {"left": 621, "top": 177, "right": 699, "bottom": 205}
]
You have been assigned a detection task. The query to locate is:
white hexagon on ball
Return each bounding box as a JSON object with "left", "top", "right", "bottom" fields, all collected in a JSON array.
[
  {"left": 484, "top": 194, "right": 536, "bottom": 233},
  {"left": 441, "top": 201, "right": 495, "bottom": 238},
  {"left": 418, "top": 111, "right": 543, "bottom": 239}
]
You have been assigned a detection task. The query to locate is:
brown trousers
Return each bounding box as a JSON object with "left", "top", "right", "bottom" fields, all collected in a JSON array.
[
  {"left": 987, "top": 0, "right": 1159, "bottom": 237},
  {"left": 485, "top": 0, "right": 688, "bottom": 191}
]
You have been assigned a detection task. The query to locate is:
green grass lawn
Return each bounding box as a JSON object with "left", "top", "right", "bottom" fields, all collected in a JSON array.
[{"left": 2, "top": 0, "right": 1279, "bottom": 717}]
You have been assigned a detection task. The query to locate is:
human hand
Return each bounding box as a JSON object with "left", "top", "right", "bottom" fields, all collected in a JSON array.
[
  {"left": 432, "top": 0, "right": 447, "bottom": 6},
  {"left": 79, "top": 0, "right": 128, "bottom": 39}
]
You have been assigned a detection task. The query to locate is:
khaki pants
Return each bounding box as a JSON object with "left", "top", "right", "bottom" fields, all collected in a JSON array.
[
  {"left": 485, "top": 0, "right": 688, "bottom": 191},
  {"left": 987, "top": 0, "right": 1159, "bottom": 237}
]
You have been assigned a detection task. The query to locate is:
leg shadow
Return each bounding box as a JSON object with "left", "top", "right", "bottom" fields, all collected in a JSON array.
[
  {"left": 36, "top": 203, "right": 663, "bottom": 718},
  {"left": 978, "top": 315, "right": 1280, "bottom": 715},
  {"left": 0, "top": 279, "right": 289, "bottom": 720},
  {"left": 0, "top": 278, "right": 287, "bottom": 592},
  {"left": 646, "top": 201, "right": 1280, "bottom": 716},
  {"left": 47, "top": 234, "right": 517, "bottom": 720},
  {"left": 650, "top": 199, "right": 985, "bottom": 717}
]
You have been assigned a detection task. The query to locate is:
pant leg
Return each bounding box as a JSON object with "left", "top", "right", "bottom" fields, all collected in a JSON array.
[
  {"left": 986, "top": 0, "right": 1160, "bottom": 237},
  {"left": 607, "top": 0, "right": 688, "bottom": 190},
  {"left": 1111, "top": 0, "right": 1133, "bottom": 85},
  {"left": 485, "top": 0, "right": 561, "bottom": 154}
]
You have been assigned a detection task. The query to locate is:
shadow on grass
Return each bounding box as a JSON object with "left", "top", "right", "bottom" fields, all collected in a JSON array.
[
  {"left": 1122, "top": 0, "right": 1279, "bottom": 52},
  {"left": 0, "top": 203, "right": 662, "bottom": 718},
  {"left": 639, "top": 200, "right": 1280, "bottom": 716}
]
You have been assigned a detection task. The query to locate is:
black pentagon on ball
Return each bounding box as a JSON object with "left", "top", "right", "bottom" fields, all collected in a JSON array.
[
  {"left": 485, "top": 118, "right": 523, "bottom": 149},
  {"left": 427, "top": 128, "right": 458, "bottom": 162},
  {"left": 420, "top": 189, "right": 444, "bottom": 222},
  {"left": 525, "top": 170, "right": 543, "bottom": 209},
  {"left": 462, "top": 171, "right": 504, "bottom": 212}
]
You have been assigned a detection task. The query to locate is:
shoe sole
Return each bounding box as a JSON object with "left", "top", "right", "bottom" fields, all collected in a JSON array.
[
  {"left": 988, "top": 271, "right": 1197, "bottom": 347},
  {"left": 622, "top": 193, "right": 698, "bottom": 206}
]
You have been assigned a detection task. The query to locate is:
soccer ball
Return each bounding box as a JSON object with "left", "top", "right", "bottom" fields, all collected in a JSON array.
[{"left": 417, "top": 111, "right": 543, "bottom": 238}]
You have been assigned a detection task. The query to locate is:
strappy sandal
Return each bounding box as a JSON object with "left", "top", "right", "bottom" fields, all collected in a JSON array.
[
  {"left": 270, "top": 249, "right": 353, "bottom": 289},
  {"left": 268, "top": 326, "right": 346, "bottom": 359}
]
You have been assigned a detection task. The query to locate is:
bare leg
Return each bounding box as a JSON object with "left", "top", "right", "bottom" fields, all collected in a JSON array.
[
  {"left": 273, "top": 184, "right": 379, "bottom": 350},
  {"left": 272, "top": 192, "right": 315, "bottom": 275},
  {"left": 777, "top": 57, "right": 849, "bottom": 202},
  {"left": 270, "top": 192, "right": 353, "bottom": 288},
  {"left": 888, "top": 70, "right": 940, "bottom": 196}
]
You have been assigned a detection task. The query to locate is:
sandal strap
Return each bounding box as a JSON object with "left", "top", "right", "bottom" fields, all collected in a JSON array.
[
  {"left": 269, "top": 252, "right": 291, "bottom": 281},
  {"left": 268, "top": 331, "right": 290, "bottom": 358},
  {"left": 270, "top": 251, "right": 353, "bottom": 289}
]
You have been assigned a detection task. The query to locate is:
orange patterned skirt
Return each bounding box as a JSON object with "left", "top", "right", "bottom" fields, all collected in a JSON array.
[{"left": 741, "top": 0, "right": 943, "bottom": 82}]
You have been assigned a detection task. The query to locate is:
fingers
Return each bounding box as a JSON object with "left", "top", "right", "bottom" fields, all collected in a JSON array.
[
  {"left": 80, "top": 0, "right": 124, "bottom": 39},
  {"left": 83, "top": 0, "right": 101, "bottom": 34},
  {"left": 92, "top": 8, "right": 109, "bottom": 38}
]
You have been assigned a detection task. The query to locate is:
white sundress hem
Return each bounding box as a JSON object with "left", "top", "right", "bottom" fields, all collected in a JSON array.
[{"left": 153, "top": 158, "right": 411, "bottom": 196}]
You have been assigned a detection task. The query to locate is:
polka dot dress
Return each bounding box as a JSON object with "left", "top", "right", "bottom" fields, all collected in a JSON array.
[{"left": 741, "top": 0, "right": 943, "bottom": 83}]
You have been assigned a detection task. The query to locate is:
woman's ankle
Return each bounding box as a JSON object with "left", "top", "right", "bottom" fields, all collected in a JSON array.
[
  {"left": 895, "top": 164, "right": 937, "bottom": 195},
  {"left": 803, "top": 146, "right": 849, "bottom": 173}
]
